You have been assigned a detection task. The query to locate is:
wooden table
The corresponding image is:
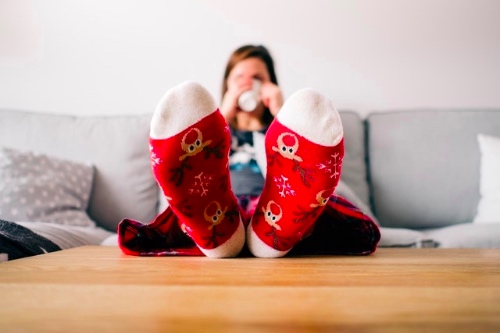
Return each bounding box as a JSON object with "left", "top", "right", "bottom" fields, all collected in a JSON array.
[{"left": 0, "top": 246, "right": 499, "bottom": 333}]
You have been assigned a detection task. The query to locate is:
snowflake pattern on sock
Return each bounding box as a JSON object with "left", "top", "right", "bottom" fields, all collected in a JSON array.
[
  {"left": 188, "top": 172, "right": 213, "bottom": 196},
  {"left": 274, "top": 175, "right": 297, "bottom": 197},
  {"left": 317, "top": 152, "right": 342, "bottom": 179}
]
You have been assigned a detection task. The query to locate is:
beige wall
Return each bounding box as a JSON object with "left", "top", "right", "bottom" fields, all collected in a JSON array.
[{"left": 1, "top": 0, "right": 499, "bottom": 117}]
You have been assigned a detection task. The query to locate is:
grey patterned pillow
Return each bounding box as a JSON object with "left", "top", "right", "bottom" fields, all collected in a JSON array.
[{"left": 0, "top": 147, "right": 95, "bottom": 227}]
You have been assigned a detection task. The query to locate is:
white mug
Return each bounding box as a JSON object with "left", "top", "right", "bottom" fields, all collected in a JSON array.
[{"left": 238, "top": 79, "right": 262, "bottom": 112}]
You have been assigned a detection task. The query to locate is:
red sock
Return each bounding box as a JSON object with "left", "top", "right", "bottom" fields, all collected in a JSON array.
[
  {"left": 247, "top": 88, "right": 344, "bottom": 257},
  {"left": 150, "top": 81, "right": 245, "bottom": 258}
]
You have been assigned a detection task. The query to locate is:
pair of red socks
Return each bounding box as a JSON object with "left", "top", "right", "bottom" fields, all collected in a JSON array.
[{"left": 119, "top": 81, "right": 356, "bottom": 258}]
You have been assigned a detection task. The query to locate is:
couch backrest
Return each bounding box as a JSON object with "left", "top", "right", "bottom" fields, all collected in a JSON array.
[
  {"left": 367, "top": 109, "right": 500, "bottom": 229},
  {"left": 338, "top": 111, "right": 370, "bottom": 205},
  {"left": 0, "top": 109, "right": 158, "bottom": 231}
]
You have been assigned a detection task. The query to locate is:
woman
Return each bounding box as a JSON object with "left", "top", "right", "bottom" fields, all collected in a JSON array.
[
  {"left": 220, "top": 45, "right": 283, "bottom": 129},
  {"left": 220, "top": 45, "right": 284, "bottom": 216},
  {"left": 117, "top": 45, "right": 380, "bottom": 258}
]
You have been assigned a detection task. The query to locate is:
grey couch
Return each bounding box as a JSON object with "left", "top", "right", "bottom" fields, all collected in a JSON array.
[
  {"left": 341, "top": 109, "right": 500, "bottom": 247},
  {"left": 1, "top": 108, "right": 499, "bottom": 250}
]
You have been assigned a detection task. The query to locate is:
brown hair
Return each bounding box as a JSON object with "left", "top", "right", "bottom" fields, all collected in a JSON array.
[{"left": 221, "top": 44, "right": 278, "bottom": 126}]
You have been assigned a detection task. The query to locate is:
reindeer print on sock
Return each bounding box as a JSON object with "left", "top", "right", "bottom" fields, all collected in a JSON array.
[
  {"left": 268, "top": 132, "right": 315, "bottom": 187},
  {"left": 293, "top": 188, "right": 335, "bottom": 223},
  {"left": 160, "top": 127, "right": 226, "bottom": 187},
  {"left": 179, "top": 128, "right": 212, "bottom": 161}
]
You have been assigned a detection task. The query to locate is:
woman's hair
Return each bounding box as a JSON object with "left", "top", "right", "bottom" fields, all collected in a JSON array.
[{"left": 221, "top": 44, "right": 278, "bottom": 126}]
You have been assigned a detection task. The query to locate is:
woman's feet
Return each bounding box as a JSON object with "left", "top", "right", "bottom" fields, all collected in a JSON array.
[
  {"left": 148, "top": 81, "right": 245, "bottom": 258},
  {"left": 247, "top": 88, "right": 345, "bottom": 257}
]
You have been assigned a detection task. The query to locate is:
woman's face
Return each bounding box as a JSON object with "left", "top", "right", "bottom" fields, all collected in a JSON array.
[{"left": 226, "top": 57, "right": 270, "bottom": 91}]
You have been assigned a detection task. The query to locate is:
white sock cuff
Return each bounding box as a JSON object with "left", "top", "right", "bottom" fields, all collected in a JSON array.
[
  {"left": 150, "top": 81, "right": 217, "bottom": 139},
  {"left": 277, "top": 88, "right": 343, "bottom": 146}
]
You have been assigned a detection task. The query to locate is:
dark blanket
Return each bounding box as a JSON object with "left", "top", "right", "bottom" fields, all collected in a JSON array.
[
  {"left": 118, "top": 194, "right": 381, "bottom": 257},
  {"left": 0, "top": 219, "right": 61, "bottom": 261}
]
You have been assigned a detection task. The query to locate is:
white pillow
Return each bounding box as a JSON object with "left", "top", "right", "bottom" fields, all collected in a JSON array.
[{"left": 473, "top": 134, "right": 500, "bottom": 224}]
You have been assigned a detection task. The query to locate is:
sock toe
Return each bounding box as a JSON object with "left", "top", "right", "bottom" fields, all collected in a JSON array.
[
  {"left": 277, "top": 88, "right": 343, "bottom": 146},
  {"left": 150, "top": 81, "right": 217, "bottom": 139}
]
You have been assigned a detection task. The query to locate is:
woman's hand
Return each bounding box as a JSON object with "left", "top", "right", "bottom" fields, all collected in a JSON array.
[
  {"left": 220, "top": 83, "right": 252, "bottom": 122},
  {"left": 260, "top": 82, "right": 284, "bottom": 116}
]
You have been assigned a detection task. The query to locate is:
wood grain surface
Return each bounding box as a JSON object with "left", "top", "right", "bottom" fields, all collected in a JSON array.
[{"left": 0, "top": 246, "right": 499, "bottom": 333}]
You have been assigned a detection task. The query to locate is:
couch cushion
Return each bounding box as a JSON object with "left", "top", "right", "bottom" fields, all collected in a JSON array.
[
  {"left": 338, "top": 111, "right": 370, "bottom": 206},
  {"left": 367, "top": 109, "right": 500, "bottom": 229},
  {"left": 0, "top": 109, "right": 158, "bottom": 231},
  {"left": 378, "top": 227, "right": 436, "bottom": 248},
  {"left": 423, "top": 223, "right": 500, "bottom": 248},
  {"left": 17, "top": 221, "right": 115, "bottom": 250}
]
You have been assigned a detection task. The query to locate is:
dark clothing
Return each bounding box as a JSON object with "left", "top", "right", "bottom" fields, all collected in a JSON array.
[
  {"left": 229, "top": 128, "right": 266, "bottom": 196},
  {"left": 0, "top": 219, "right": 61, "bottom": 261}
]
